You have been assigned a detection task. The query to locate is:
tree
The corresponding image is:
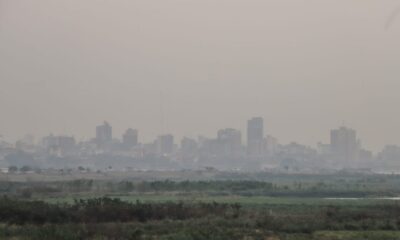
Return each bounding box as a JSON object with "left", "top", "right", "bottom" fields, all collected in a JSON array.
[
  {"left": 8, "top": 166, "right": 18, "bottom": 173},
  {"left": 20, "top": 166, "right": 32, "bottom": 173}
]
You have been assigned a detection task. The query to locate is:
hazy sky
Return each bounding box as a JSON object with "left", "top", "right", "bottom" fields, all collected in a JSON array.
[{"left": 1, "top": 0, "right": 400, "bottom": 151}]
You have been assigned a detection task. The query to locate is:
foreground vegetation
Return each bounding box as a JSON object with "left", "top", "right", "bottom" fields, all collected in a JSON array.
[
  {"left": 1, "top": 196, "right": 400, "bottom": 239},
  {"left": 1, "top": 173, "right": 400, "bottom": 239}
]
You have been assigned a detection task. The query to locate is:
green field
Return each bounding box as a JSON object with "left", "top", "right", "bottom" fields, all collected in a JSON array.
[
  {"left": 44, "top": 193, "right": 400, "bottom": 207},
  {"left": 2, "top": 174, "right": 400, "bottom": 239},
  {"left": 313, "top": 231, "right": 400, "bottom": 240}
]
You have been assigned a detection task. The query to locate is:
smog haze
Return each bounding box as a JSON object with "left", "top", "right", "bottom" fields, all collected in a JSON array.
[{"left": 1, "top": 0, "right": 400, "bottom": 151}]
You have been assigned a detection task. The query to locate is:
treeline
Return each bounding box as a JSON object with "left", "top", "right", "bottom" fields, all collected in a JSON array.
[
  {"left": 0, "top": 197, "right": 241, "bottom": 225},
  {"left": 256, "top": 205, "right": 400, "bottom": 233},
  {"left": 2, "top": 197, "right": 400, "bottom": 230},
  {"left": 0, "top": 180, "right": 274, "bottom": 196},
  {"left": 1, "top": 180, "right": 386, "bottom": 199},
  {"left": 119, "top": 180, "right": 274, "bottom": 192},
  {"left": 2, "top": 198, "right": 400, "bottom": 239}
]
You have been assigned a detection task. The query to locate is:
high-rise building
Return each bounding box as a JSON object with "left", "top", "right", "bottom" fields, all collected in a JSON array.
[
  {"left": 122, "top": 128, "right": 138, "bottom": 150},
  {"left": 378, "top": 145, "right": 400, "bottom": 164},
  {"left": 247, "top": 117, "right": 264, "bottom": 156},
  {"left": 157, "top": 134, "right": 174, "bottom": 155},
  {"left": 42, "top": 135, "right": 76, "bottom": 155},
  {"left": 330, "top": 126, "right": 359, "bottom": 164},
  {"left": 217, "top": 128, "right": 242, "bottom": 157},
  {"left": 264, "top": 135, "right": 278, "bottom": 156},
  {"left": 96, "top": 121, "right": 112, "bottom": 145},
  {"left": 181, "top": 137, "right": 197, "bottom": 153},
  {"left": 181, "top": 137, "right": 198, "bottom": 160}
]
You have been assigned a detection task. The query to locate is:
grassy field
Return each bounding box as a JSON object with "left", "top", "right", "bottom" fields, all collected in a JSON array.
[
  {"left": 33, "top": 193, "right": 400, "bottom": 239},
  {"left": 3, "top": 174, "right": 400, "bottom": 239},
  {"left": 313, "top": 231, "right": 400, "bottom": 240},
  {"left": 43, "top": 193, "right": 400, "bottom": 207}
]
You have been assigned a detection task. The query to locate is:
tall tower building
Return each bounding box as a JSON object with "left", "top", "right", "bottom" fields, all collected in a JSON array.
[
  {"left": 96, "top": 121, "right": 112, "bottom": 145},
  {"left": 157, "top": 134, "right": 174, "bottom": 155},
  {"left": 122, "top": 128, "right": 138, "bottom": 150},
  {"left": 330, "top": 126, "right": 359, "bottom": 164},
  {"left": 217, "top": 128, "right": 242, "bottom": 157},
  {"left": 247, "top": 117, "right": 264, "bottom": 156},
  {"left": 181, "top": 137, "right": 198, "bottom": 160},
  {"left": 42, "top": 135, "right": 76, "bottom": 156}
]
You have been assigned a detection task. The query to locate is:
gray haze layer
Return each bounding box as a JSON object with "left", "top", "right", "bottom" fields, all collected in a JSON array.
[{"left": 1, "top": 0, "right": 400, "bottom": 151}]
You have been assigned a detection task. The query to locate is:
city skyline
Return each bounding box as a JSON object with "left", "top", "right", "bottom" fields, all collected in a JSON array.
[
  {"left": 0, "top": 114, "right": 394, "bottom": 153},
  {"left": 1, "top": 1, "right": 400, "bottom": 237},
  {"left": 2, "top": 117, "right": 384, "bottom": 172},
  {"left": 1, "top": 1, "right": 400, "bottom": 152},
  {"left": 0, "top": 118, "right": 371, "bottom": 153}
]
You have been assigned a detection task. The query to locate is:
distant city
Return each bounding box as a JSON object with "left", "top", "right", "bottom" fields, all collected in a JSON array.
[{"left": 0, "top": 117, "right": 399, "bottom": 173}]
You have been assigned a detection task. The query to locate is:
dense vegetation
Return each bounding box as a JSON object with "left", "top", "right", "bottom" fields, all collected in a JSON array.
[
  {"left": 1, "top": 196, "right": 400, "bottom": 239},
  {"left": 2, "top": 174, "right": 400, "bottom": 199},
  {"left": 0, "top": 197, "right": 240, "bottom": 224},
  {"left": 1, "top": 173, "right": 400, "bottom": 239}
]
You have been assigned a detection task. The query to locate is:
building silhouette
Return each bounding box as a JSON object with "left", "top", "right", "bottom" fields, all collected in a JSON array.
[
  {"left": 247, "top": 117, "right": 264, "bottom": 156},
  {"left": 217, "top": 128, "right": 242, "bottom": 157},
  {"left": 96, "top": 121, "right": 112, "bottom": 146},
  {"left": 42, "top": 135, "right": 76, "bottom": 156},
  {"left": 330, "top": 126, "right": 359, "bottom": 164},
  {"left": 157, "top": 134, "right": 174, "bottom": 155},
  {"left": 122, "top": 128, "right": 138, "bottom": 150}
]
